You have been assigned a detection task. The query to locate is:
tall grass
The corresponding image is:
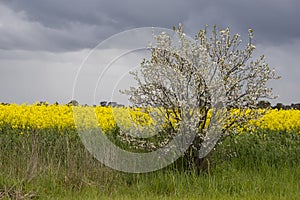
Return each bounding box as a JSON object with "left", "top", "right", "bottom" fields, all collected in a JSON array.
[{"left": 0, "top": 127, "right": 299, "bottom": 199}]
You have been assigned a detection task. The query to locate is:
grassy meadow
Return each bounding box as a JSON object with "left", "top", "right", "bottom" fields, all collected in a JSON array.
[{"left": 0, "top": 103, "right": 299, "bottom": 199}]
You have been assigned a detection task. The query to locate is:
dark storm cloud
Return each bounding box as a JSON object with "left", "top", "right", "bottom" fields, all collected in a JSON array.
[
  {"left": 2, "top": 0, "right": 191, "bottom": 27},
  {"left": 0, "top": 0, "right": 195, "bottom": 51},
  {"left": 0, "top": 0, "right": 299, "bottom": 104},
  {"left": 212, "top": 0, "right": 300, "bottom": 45},
  {"left": 2, "top": 0, "right": 299, "bottom": 51}
]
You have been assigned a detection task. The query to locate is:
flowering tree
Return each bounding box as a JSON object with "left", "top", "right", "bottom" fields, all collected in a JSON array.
[{"left": 121, "top": 24, "right": 279, "bottom": 171}]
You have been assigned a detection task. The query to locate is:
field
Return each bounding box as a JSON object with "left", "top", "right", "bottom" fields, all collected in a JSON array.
[{"left": 0, "top": 103, "right": 299, "bottom": 199}]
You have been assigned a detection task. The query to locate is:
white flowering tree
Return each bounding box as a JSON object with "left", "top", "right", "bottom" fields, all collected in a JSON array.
[{"left": 121, "top": 24, "right": 279, "bottom": 171}]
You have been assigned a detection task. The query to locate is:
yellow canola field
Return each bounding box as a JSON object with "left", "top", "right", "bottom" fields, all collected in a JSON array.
[
  {"left": 0, "top": 104, "right": 299, "bottom": 134},
  {"left": 250, "top": 109, "right": 300, "bottom": 133},
  {"left": 0, "top": 104, "right": 154, "bottom": 133}
]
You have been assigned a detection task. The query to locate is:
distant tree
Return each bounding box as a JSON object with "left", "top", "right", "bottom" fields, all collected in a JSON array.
[
  {"left": 67, "top": 100, "right": 79, "bottom": 106},
  {"left": 100, "top": 101, "right": 107, "bottom": 107},
  {"left": 122, "top": 24, "right": 279, "bottom": 171}
]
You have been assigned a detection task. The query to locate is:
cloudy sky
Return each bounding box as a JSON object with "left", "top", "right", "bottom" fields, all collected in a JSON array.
[{"left": 0, "top": 0, "right": 299, "bottom": 105}]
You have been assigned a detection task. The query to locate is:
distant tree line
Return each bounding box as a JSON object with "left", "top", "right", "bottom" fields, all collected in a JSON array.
[
  {"left": 0, "top": 100, "right": 299, "bottom": 110},
  {"left": 256, "top": 100, "right": 300, "bottom": 110}
]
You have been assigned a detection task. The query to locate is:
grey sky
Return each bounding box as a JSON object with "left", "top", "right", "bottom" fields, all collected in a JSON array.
[{"left": 0, "top": 0, "right": 299, "bottom": 105}]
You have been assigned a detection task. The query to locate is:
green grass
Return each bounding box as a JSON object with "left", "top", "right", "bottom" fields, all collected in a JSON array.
[
  {"left": 1, "top": 166, "right": 299, "bottom": 199},
  {"left": 0, "top": 128, "right": 299, "bottom": 199}
]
